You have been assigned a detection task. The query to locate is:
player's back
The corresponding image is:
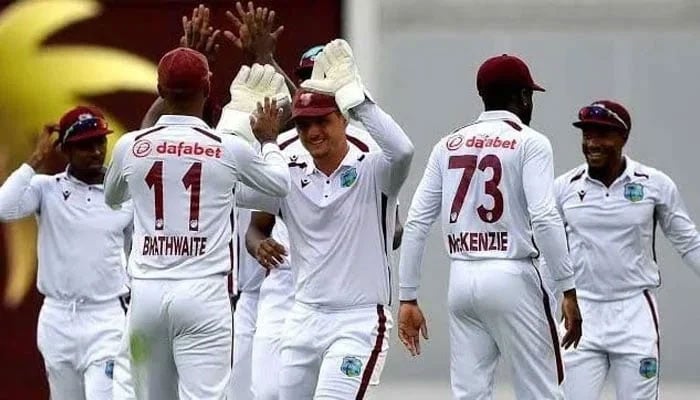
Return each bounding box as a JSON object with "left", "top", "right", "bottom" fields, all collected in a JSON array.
[
  {"left": 437, "top": 111, "right": 544, "bottom": 261},
  {"left": 121, "top": 119, "right": 243, "bottom": 279}
]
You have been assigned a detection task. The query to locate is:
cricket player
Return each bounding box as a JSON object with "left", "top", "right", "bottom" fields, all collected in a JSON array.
[
  {"left": 0, "top": 107, "right": 132, "bottom": 399},
  {"left": 554, "top": 100, "right": 700, "bottom": 400},
  {"left": 237, "top": 39, "right": 414, "bottom": 399},
  {"left": 398, "top": 54, "right": 583, "bottom": 399},
  {"left": 104, "top": 47, "right": 291, "bottom": 400},
  {"left": 244, "top": 41, "right": 405, "bottom": 400}
]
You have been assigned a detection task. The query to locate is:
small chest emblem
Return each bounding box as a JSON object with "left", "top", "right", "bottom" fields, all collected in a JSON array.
[
  {"left": 340, "top": 167, "right": 358, "bottom": 188},
  {"left": 624, "top": 183, "right": 644, "bottom": 202},
  {"left": 62, "top": 190, "right": 71, "bottom": 201}
]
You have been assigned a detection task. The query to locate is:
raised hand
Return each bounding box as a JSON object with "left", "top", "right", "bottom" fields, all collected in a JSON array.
[
  {"left": 250, "top": 96, "right": 282, "bottom": 144},
  {"left": 27, "top": 124, "right": 61, "bottom": 173},
  {"left": 180, "top": 4, "right": 221, "bottom": 63},
  {"left": 301, "top": 39, "right": 367, "bottom": 115},
  {"left": 224, "top": 1, "right": 284, "bottom": 62}
]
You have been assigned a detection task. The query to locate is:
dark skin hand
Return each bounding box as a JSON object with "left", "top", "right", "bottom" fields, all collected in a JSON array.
[
  {"left": 224, "top": 1, "right": 296, "bottom": 128},
  {"left": 561, "top": 288, "right": 583, "bottom": 349},
  {"left": 246, "top": 211, "right": 287, "bottom": 270},
  {"left": 398, "top": 300, "right": 429, "bottom": 357},
  {"left": 251, "top": 96, "right": 283, "bottom": 145},
  {"left": 27, "top": 124, "right": 61, "bottom": 173},
  {"left": 141, "top": 4, "right": 221, "bottom": 129}
]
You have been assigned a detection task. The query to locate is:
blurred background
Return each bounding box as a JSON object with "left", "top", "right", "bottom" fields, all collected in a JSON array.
[{"left": 1, "top": 0, "right": 700, "bottom": 398}]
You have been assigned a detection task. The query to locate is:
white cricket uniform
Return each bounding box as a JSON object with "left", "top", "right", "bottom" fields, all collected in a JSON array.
[
  {"left": 0, "top": 164, "right": 132, "bottom": 400},
  {"left": 249, "top": 123, "right": 383, "bottom": 400},
  {"left": 552, "top": 157, "right": 700, "bottom": 400},
  {"left": 104, "top": 115, "right": 289, "bottom": 400},
  {"left": 229, "top": 207, "right": 265, "bottom": 400},
  {"left": 238, "top": 100, "right": 413, "bottom": 400},
  {"left": 400, "top": 110, "right": 575, "bottom": 400}
]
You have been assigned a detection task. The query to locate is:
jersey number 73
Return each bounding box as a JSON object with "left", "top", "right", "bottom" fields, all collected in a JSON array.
[{"left": 448, "top": 154, "right": 503, "bottom": 224}]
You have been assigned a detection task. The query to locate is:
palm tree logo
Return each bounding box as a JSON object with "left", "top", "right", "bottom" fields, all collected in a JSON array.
[{"left": 0, "top": 0, "right": 157, "bottom": 307}]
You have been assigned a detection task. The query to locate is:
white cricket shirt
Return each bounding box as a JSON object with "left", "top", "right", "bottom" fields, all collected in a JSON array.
[
  {"left": 554, "top": 157, "right": 700, "bottom": 301},
  {"left": 238, "top": 100, "right": 414, "bottom": 308},
  {"left": 0, "top": 164, "right": 132, "bottom": 302},
  {"left": 104, "top": 115, "right": 290, "bottom": 280},
  {"left": 399, "top": 110, "right": 575, "bottom": 301},
  {"left": 236, "top": 208, "right": 265, "bottom": 292}
]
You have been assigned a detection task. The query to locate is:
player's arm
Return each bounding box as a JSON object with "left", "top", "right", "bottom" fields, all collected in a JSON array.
[
  {"left": 351, "top": 101, "right": 415, "bottom": 195},
  {"left": 104, "top": 135, "right": 133, "bottom": 208},
  {"left": 397, "top": 143, "right": 443, "bottom": 356},
  {"left": 655, "top": 174, "right": 700, "bottom": 276},
  {"left": 0, "top": 125, "right": 58, "bottom": 220},
  {"left": 522, "top": 135, "right": 582, "bottom": 348},
  {"left": 245, "top": 211, "right": 287, "bottom": 270}
]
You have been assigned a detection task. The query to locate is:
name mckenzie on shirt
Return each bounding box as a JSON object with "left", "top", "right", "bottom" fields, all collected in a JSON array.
[
  {"left": 447, "top": 231, "right": 509, "bottom": 254},
  {"left": 142, "top": 235, "right": 207, "bottom": 256}
]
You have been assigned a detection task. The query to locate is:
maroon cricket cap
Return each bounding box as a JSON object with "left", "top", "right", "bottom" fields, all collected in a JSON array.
[
  {"left": 58, "top": 106, "right": 112, "bottom": 144},
  {"left": 291, "top": 89, "right": 339, "bottom": 119},
  {"left": 573, "top": 100, "right": 631, "bottom": 132},
  {"left": 477, "top": 54, "right": 545, "bottom": 95},
  {"left": 157, "top": 47, "right": 210, "bottom": 94}
]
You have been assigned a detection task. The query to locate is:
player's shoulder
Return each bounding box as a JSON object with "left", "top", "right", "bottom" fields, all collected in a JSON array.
[
  {"left": 627, "top": 158, "right": 675, "bottom": 188},
  {"left": 556, "top": 163, "right": 588, "bottom": 188}
]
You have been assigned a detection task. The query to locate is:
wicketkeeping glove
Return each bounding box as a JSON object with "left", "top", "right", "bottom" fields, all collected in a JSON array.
[
  {"left": 216, "top": 63, "right": 291, "bottom": 143},
  {"left": 300, "top": 39, "right": 369, "bottom": 116}
]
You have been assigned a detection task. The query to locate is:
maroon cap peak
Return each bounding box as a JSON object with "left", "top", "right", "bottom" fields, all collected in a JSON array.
[{"left": 477, "top": 54, "right": 544, "bottom": 95}]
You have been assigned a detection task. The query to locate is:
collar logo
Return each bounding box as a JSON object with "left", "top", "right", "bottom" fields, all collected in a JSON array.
[
  {"left": 577, "top": 190, "right": 586, "bottom": 201},
  {"left": 62, "top": 190, "right": 71, "bottom": 201}
]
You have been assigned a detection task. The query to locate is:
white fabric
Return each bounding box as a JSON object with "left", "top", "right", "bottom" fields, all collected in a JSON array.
[
  {"left": 229, "top": 291, "right": 259, "bottom": 400},
  {"left": 37, "top": 298, "right": 126, "bottom": 400},
  {"left": 113, "top": 307, "right": 136, "bottom": 400},
  {"left": 552, "top": 157, "right": 700, "bottom": 301},
  {"left": 448, "top": 259, "right": 563, "bottom": 400},
  {"left": 399, "top": 110, "right": 575, "bottom": 300},
  {"left": 104, "top": 115, "right": 289, "bottom": 280},
  {"left": 128, "top": 275, "right": 232, "bottom": 400},
  {"left": 563, "top": 292, "right": 660, "bottom": 400},
  {"left": 236, "top": 209, "right": 266, "bottom": 292},
  {"left": 237, "top": 100, "right": 412, "bottom": 308},
  {"left": 0, "top": 164, "right": 132, "bottom": 302},
  {"left": 278, "top": 303, "right": 392, "bottom": 400}
]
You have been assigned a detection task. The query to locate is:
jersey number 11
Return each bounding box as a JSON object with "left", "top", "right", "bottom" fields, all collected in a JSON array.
[{"left": 145, "top": 161, "right": 202, "bottom": 231}]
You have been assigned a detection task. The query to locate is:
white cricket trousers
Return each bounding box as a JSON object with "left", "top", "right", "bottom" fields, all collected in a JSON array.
[
  {"left": 251, "top": 267, "right": 295, "bottom": 400},
  {"left": 279, "top": 302, "right": 392, "bottom": 400},
  {"left": 128, "top": 275, "right": 233, "bottom": 400},
  {"left": 229, "top": 290, "right": 259, "bottom": 400},
  {"left": 563, "top": 290, "right": 660, "bottom": 400},
  {"left": 37, "top": 296, "right": 126, "bottom": 400},
  {"left": 113, "top": 304, "right": 136, "bottom": 400},
  {"left": 448, "top": 259, "right": 564, "bottom": 400}
]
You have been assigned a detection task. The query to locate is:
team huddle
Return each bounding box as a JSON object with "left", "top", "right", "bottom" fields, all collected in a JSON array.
[{"left": 2, "top": 2, "right": 700, "bottom": 400}]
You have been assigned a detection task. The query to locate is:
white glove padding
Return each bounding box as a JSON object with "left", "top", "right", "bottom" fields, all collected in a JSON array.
[
  {"left": 300, "top": 39, "right": 368, "bottom": 116},
  {"left": 216, "top": 63, "right": 291, "bottom": 144}
]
